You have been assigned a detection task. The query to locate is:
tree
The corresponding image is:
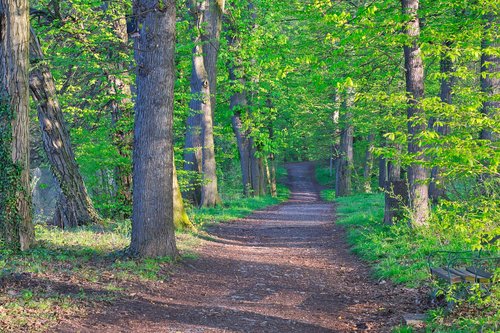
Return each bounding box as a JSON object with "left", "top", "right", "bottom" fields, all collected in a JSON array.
[
  {"left": 335, "top": 88, "right": 354, "bottom": 197},
  {"left": 0, "top": 0, "right": 34, "bottom": 250},
  {"left": 227, "top": 32, "right": 266, "bottom": 197},
  {"left": 429, "top": 42, "right": 453, "bottom": 202},
  {"left": 130, "top": 0, "right": 177, "bottom": 257},
  {"left": 402, "top": 0, "right": 429, "bottom": 226},
  {"left": 29, "top": 29, "right": 101, "bottom": 228},
  {"left": 186, "top": 0, "right": 222, "bottom": 207}
]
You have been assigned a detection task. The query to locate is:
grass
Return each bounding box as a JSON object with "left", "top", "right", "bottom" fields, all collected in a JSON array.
[
  {"left": 335, "top": 193, "right": 432, "bottom": 286},
  {"left": 333, "top": 192, "right": 499, "bottom": 332},
  {"left": 190, "top": 183, "right": 289, "bottom": 228},
  {"left": 315, "top": 163, "right": 336, "bottom": 201},
  {"left": 0, "top": 171, "right": 290, "bottom": 332}
]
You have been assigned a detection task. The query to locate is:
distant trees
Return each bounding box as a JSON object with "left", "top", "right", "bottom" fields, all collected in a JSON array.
[
  {"left": 130, "top": 0, "right": 177, "bottom": 257},
  {"left": 0, "top": 0, "right": 493, "bottom": 253},
  {"left": 0, "top": 0, "right": 34, "bottom": 250}
]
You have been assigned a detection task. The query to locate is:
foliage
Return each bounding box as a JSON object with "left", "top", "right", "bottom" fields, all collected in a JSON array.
[
  {"left": 0, "top": 94, "right": 24, "bottom": 249},
  {"left": 335, "top": 193, "right": 499, "bottom": 331}
]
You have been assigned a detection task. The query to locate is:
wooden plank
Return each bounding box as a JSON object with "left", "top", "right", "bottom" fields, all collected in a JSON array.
[
  {"left": 448, "top": 268, "right": 477, "bottom": 283},
  {"left": 466, "top": 267, "right": 493, "bottom": 283},
  {"left": 430, "top": 267, "right": 462, "bottom": 284}
]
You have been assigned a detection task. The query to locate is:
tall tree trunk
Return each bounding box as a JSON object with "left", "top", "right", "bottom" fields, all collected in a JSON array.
[
  {"left": 107, "top": 10, "right": 133, "bottom": 214},
  {"left": 335, "top": 89, "right": 354, "bottom": 197},
  {"left": 227, "top": 31, "right": 265, "bottom": 197},
  {"left": 363, "top": 133, "right": 375, "bottom": 193},
  {"left": 130, "top": 0, "right": 177, "bottom": 258},
  {"left": 187, "top": 0, "right": 221, "bottom": 207},
  {"left": 480, "top": 14, "right": 499, "bottom": 142},
  {"left": 227, "top": 36, "right": 252, "bottom": 196},
  {"left": 231, "top": 110, "right": 251, "bottom": 195},
  {"left": 0, "top": 0, "right": 34, "bottom": 250},
  {"left": 184, "top": 44, "right": 203, "bottom": 204},
  {"left": 402, "top": 0, "right": 429, "bottom": 226},
  {"left": 202, "top": 0, "right": 224, "bottom": 118},
  {"left": 429, "top": 43, "right": 453, "bottom": 202},
  {"left": 29, "top": 29, "right": 101, "bottom": 228}
]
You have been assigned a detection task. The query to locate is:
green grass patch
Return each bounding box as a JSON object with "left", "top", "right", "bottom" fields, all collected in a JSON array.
[
  {"left": 334, "top": 193, "right": 499, "bottom": 332},
  {"left": 315, "top": 165, "right": 335, "bottom": 201},
  {"left": 190, "top": 183, "right": 289, "bottom": 228},
  {"left": 316, "top": 164, "right": 334, "bottom": 187},
  {"left": 336, "top": 193, "right": 431, "bottom": 286},
  {"left": 0, "top": 168, "right": 290, "bottom": 332},
  {"left": 320, "top": 189, "right": 335, "bottom": 201}
]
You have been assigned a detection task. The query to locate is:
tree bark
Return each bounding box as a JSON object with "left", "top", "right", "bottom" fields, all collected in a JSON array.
[
  {"left": 378, "top": 157, "right": 387, "bottom": 189},
  {"left": 29, "top": 29, "right": 101, "bottom": 228},
  {"left": 227, "top": 31, "right": 265, "bottom": 197},
  {"left": 0, "top": 0, "right": 34, "bottom": 250},
  {"left": 268, "top": 154, "right": 277, "bottom": 197},
  {"left": 184, "top": 54, "right": 203, "bottom": 204},
  {"left": 384, "top": 144, "right": 404, "bottom": 224},
  {"left": 107, "top": 10, "right": 133, "bottom": 214},
  {"left": 130, "top": 0, "right": 177, "bottom": 257},
  {"left": 335, "top": 89, "right": 354, "bottom": 197},
  {"left": 363, "top": 133, "right": 375, "bottom": 193},
  {"left": 202, "top": 0, "right": 224, "bottom": 118},
  {"left": 186, "top": 0, "right": 221, "bottom": 207},
  {"left": 429, "top": 43, "right": 453, "bottom": 202},
  {"left": 230, "top": 90, "right": 252, "bottom": 196},
  {"left": 402, "top": 0, "right": 429, "bottom": 226}
]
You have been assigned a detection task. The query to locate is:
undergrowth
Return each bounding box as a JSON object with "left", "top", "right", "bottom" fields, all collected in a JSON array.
[
  {"left": 0, "top": 169, "right": 289, "bottom": 332},
  {"left": 315, "top": 163, "right": 336, "bottom": 201},
  {"left": 334, "top": 193, "right": 499, "bottom": 332}
]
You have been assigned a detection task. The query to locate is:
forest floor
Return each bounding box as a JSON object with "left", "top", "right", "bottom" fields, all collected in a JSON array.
[{"left": 52, "top": 162, "right": 429, "bottom": 332}]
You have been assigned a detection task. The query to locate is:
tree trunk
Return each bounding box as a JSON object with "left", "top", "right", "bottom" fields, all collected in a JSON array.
[
  {"left": 130, "top": 0, "right": 177, "bottom": 258},
  {"left": 335, "top": 89, "right": 354, "bottom": 197},
  {"left": 184, "top": 56, "right": 203, "bottom": 204},
  {"left": 107, "top": 11, "right": 133, "bottom": 214},
  {"left": 173, "top": 163, "right": 194, "bottom": 230},
  {"left": 187, "top": 0, "right": 221, "bottom": 207},
  {"left": 227, "top": 32, "right": 265, "bottom": 197},
  {"left": 202, "top": 0, "right": 224, "bottom": 118},
  {"left": 0, "top": 0, "right": 34, "bottom": 250},
  {"left": 269, "top": 154, "right": 277, "bottom": 197},
  {"left": 227, "top": 45, "right": 252, "bottom": 196},
  {"left": 479, "top": 14, "right": 499, "bottom": 142},
  {"left": 363, "top": 133, "right": 375, "bottom": 193},
  {"left": 402, "top": 0, "right": 429, "bottom": 226},
  {"left": 384, "top": 144, "right": 404, "bottom": 224},
  {"left": 29, "top": 29, "right": 101, "bottom": 228},
  {"left": 429, "top": 43, "right": 453, "bottom": 202},
  {"left": 378, "top": 157, "right": 387, "bottom": 189}
]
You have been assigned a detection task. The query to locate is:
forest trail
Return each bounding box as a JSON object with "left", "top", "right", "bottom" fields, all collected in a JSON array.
[{"left": 58, "top": 162, "right": 426, "bottom": 333}]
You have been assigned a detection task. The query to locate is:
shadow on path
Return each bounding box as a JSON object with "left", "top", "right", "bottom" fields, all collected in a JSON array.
[{"left": 56, "top": 162, "right": 427, "bottom": 333}]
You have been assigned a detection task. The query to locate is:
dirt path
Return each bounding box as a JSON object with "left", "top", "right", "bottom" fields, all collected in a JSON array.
[{"left": 59, "top": 162, "right": 426, "bottom": 332}]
